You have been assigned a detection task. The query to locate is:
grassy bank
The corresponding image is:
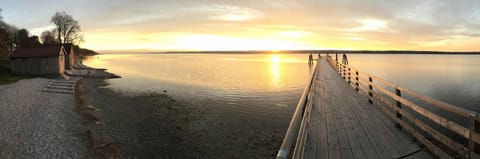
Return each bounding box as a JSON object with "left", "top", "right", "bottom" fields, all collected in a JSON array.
[{"left": 0, "top": 49, "right": 31, "bottom": 85}]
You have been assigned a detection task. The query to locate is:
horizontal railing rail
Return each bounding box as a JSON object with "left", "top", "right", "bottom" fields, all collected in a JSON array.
[
  {"left": 327, "top": 57, "right": 480, "bottom": 159},
  {"left": 277, "top": 61, "right": 318, "bottom": 159}
]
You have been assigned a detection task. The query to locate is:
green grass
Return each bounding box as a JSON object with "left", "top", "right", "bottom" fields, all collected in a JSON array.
[{"left": 0, "top": 49, "right": 32, "bottom": 85}]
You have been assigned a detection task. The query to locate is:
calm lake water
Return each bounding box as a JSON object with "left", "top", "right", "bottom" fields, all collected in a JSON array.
[
  {"left": 85, "top": 54, "right": 313, "bottom": 129},
  {"left": 86, "top": 53, "right": 480, "bottom": 113},
  {"left": 84, "top": 53, "right": 480, "bottom": 156},
  {"left": 346, "top": 54, "right": 480, "bottom": 114}
]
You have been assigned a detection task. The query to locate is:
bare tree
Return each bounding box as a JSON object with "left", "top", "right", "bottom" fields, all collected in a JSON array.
[
  {"left": 0, "top": 9, "right": 19, "bottom": 50},
  {"left": 5, "top": 24, "right": 18, "bottom": 50},
  {"left": 40, "top": 30, "right": 57, "bottom": 45},
  {"left": 27, "top": 36, "right": 41, "bottom": 47},
  {"left": 15, "top": 29, "right": 29, "bottom": 48},
  {"left": 0, "top": 27, "right": 8, "bottom": 48},
  {"left": 50, "top": 11, "right": 82, "bottom": 45},
  {"left": 0, "top": 8, "right": 3, "bottom": 22}
]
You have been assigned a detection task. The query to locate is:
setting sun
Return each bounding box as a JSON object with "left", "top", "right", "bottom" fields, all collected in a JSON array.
[{"left": 271, "top": 55, "right": 281, "bottom": 63}]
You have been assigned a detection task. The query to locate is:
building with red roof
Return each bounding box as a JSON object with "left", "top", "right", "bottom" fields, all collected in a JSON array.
[{"left": 8, "top": 45, "right": 66, "bottom": 75}]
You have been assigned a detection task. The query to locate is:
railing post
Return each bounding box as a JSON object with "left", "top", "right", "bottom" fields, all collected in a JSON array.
[
  {"left": 339, "top": 63, "right": 341, "bottom": 74},
  {"left": 341, "top": 65, "right": 343, "bottom": 74},
  {"left": 355, "top": 71, "right": 359, "bottom": 92},
  {"left": 469, "top": 113, "right": 479, "bottom": 158},
  {"left": 338, "top": 63, "right": 342, "bottom": 75},
  {"left": 348, "top": 67, "right": 351, "bottom": 84},
  {"left": 395, "top": 87, "right": 402, "bottom": 129},
  {"left": 368, "top": 76, "right": 373, "bottom": 104},
  {"left": 343, "top": 65, "right": 346, "bottom": 79}
]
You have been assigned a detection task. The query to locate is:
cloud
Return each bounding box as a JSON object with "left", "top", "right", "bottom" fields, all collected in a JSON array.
[
  {"left": 29, "top": 25, "right": 56, "bottom": 36},
  {"left": 199, "top": 5, "right": 264, "bottom": 21},
  {"left": 348, "top": 19, "right": 388, "bottom": 32},
  {"left": 3, "top": 0, "right": 480, "bottom": 51}
]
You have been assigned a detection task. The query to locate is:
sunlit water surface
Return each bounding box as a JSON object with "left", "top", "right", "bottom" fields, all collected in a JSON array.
[{"left": 85, "top": 53, "right": 313, "bottom": 131}]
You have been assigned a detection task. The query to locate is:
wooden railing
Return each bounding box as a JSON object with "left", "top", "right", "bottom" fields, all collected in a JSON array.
[
  {"left": 327, "top": 57, "right": 480, "bottom": 159},
  {"left": 277, "top": 62, "right": 318, "bottom": 159}
]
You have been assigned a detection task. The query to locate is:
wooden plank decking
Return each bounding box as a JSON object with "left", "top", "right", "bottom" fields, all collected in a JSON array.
[{"left": 300, "top": 59, "right": 433, "bottom": 159}]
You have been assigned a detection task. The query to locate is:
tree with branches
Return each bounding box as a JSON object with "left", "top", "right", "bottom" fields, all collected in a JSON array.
[
  {"left": 1, "top": 9, "right": 19, "bottom": 50},
  {"left": 0, "top": 8, "right": 3, "bottom": 22},
  {"left": 0, "top": 27, "right": 8, "bottom": 49},
  {"left": 50, "top": 11, "right": 83, "bottom": 45},
  {"left": 0, "top": 8, "right": 6, "bottom": 48},
  {"left": 40, "top": 30, "right": 57, "bottom": 45}
]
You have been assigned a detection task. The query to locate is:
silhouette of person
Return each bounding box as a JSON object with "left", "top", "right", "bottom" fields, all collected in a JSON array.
[
  {"left": 308, "top": 53, "right": 313, "bottom": 65},
  {"left": 342, "top": 53, "right": 348, "bottom": 65}
]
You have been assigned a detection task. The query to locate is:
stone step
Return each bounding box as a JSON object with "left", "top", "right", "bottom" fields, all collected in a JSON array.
[
  {"left": 47, "top": 85, "right": 74, "bottom": 90},
  {"left": 42, "top": 80, "right": 78, "bottom": 94},
  {"left": 51, "top": 80, "right": 76, "bottom": 84},
  {"left": 42, "top": 88, "right": 74, "bottom": 94},
  {"left": 49, "top": 82, "right": 75, "bottom": 87}
]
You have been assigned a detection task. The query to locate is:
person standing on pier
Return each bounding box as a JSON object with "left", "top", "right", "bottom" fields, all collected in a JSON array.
[
  {"left": 308, "top": 53, "right": 313, "bottom": 65},
  {"left": 342, "top": 53, "right": 348, "bottom": 65}
]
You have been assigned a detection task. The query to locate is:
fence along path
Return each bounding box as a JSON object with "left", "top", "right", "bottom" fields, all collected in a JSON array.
[
  {"left": 289, "top": 58, "right": 432, "bottom": 159},
  {"left": 330, "top": 55, "right": 480, "bottom": 159},
  {"left": 279, "top": 56, "right": 480, "bottom": 159}
]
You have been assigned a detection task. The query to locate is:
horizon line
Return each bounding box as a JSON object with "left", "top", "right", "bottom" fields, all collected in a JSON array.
[{"left": 95, "top": 49, "right": 480, "bottom": 54}]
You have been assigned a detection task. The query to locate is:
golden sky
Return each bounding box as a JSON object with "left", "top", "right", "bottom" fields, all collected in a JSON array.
[{"left": 3, "top": 0, "right": 480, "bottom": 52}]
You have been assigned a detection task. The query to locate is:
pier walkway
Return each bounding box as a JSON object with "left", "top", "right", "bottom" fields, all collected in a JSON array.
[
  {"left": 298, "top": 59, "right": 431, "bottom": 158},
  {"left": 278, "top": 57, "right": 480, "bottom": 159}
]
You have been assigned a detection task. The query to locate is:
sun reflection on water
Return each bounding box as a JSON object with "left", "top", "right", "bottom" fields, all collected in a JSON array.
[
  {"left": 270, "top": 54, "right": 282, "bottom": 89},
  {"left": 84, "top": 54, "right": 310, "bottom": 93}
]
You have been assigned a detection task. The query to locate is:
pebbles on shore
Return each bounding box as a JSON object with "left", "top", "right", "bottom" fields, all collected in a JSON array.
[
  {"left": 80, "top": 79, "right": 284, "bottom": 159},
  {"left": 0, "top": 78, "right": 86, "bottom": 158}
]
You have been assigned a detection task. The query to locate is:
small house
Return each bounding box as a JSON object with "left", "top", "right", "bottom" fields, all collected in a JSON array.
[
  {"left": 8, "top": 45, "right": 66, "bottom": 75},
  {"left": 63, "top": 43, "right": 75, "bottom": 69}
]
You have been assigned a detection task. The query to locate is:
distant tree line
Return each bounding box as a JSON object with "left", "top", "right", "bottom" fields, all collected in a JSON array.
[{"left": 0, "top": 9, "right": 82, "bottom": 51}]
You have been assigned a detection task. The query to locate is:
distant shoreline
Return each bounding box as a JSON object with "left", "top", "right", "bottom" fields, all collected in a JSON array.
[{"left": 96, "top": 50, "right": 480, "bottom": 55}]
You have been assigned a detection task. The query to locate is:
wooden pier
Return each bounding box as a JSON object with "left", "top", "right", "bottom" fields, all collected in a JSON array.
[{"left": 277, "top": 57, "right": 480, "bottom": 159}]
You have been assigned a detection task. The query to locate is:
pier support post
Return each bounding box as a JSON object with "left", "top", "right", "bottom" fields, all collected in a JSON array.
[
  {"left": 368, "top": 77, "right": 373, "bottom": 104},
  {"left": 355, "top": 71, "right": 359, "bottom": 92},
  {"left": 395, "top": 87, "right": 402, "bottom": 129},
  {"left": 335, "top": 53, "right": 338, "bottom": 62}
]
